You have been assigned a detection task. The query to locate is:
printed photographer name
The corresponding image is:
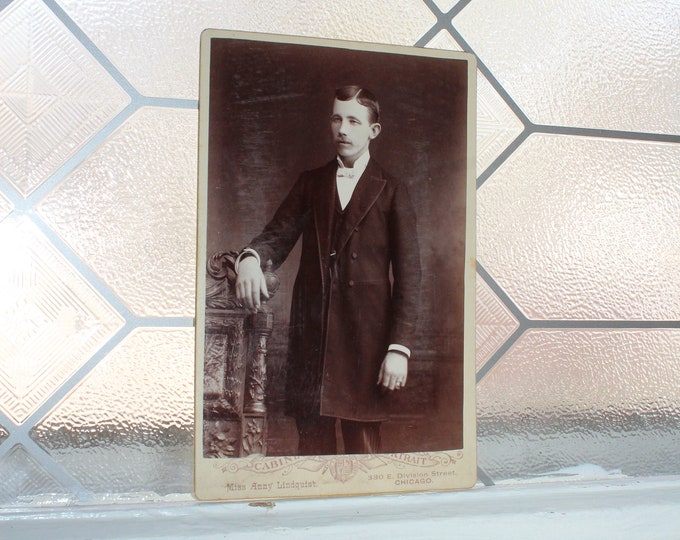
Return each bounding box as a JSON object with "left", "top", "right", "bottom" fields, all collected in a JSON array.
[{"left": 226, "top": 480, "right": 319, "bottom": 492}]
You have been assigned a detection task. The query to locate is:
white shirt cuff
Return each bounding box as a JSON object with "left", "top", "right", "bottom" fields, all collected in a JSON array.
[
  {"left": 235, "top": 248, "right": 261, "bottom": 273},
  {"left": 388, "top": 344, "right": 411, "bottom": 359}
]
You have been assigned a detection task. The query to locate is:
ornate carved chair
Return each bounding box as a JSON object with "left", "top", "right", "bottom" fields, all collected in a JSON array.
[{"left": 202, "top": 251, "right": 279, "bottom": 458}]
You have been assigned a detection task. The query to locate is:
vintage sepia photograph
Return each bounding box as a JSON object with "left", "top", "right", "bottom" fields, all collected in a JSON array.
[{"left": 195, "top": 30, "right": 477, "bottom": 500}]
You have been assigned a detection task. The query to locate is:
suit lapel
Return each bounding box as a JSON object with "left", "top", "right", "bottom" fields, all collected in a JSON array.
[{"left": 334, "top": 159, "right": 386, "bottom": 254}]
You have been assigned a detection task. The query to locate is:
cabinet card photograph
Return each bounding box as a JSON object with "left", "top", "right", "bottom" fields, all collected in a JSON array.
[{"left": 195, "top": 29, "right": 477, "bottom": 500}]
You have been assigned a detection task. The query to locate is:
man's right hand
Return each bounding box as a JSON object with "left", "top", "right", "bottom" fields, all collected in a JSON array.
[{"left": 235, "top": 256, "right": 269, "bottom": 311}]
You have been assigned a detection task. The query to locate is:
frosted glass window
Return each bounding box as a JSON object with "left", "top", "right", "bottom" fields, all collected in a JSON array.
[
  {"left": 30, "top": 328, "right": 194, "bottom": 498},
  {"left": 37, "top": 107, "right": 198, "bottom": 318},
  {"left": 478, "top": 135, "right": 680, "bottom": 320},
  {"left": 0, "top": 216, "right": 124, "bottom": 424},
  {"left": 0, "top": 0, "right": 130, "bottom": 196},
  {"left": 56, "top": 0, "right": 436, "bottom": 99},
  {"left": 0, "top": 0, "right": 678, "bottom": 506},
  {"left": 454, "top": 0, "right": 680, "bottom": 133},
  {"left": 0, "top": 445, "right": 74, "bottom": 506},
  {"left": 478, "top": 329, "right": 680, "bottom": 480}
]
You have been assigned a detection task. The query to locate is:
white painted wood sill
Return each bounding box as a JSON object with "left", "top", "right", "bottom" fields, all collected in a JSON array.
[{"left": 1, "top": 476, "right": 679, "bottom": 539}]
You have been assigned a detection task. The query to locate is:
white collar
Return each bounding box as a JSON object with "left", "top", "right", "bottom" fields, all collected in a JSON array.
[
  {"left": 336, "top": 150, "right": 370, "bottom": 177},
  {"left": 335, "top": 152, "right": 369, "bottom": 210}
]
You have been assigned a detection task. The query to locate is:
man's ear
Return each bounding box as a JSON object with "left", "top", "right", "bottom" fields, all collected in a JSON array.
[{"left": 369, "top": 123, "right": 382, "bottom": 139}]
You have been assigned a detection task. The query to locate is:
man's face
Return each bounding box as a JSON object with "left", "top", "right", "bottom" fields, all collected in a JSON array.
[{"left": 331, "top": 98, "right": 381, "bottom": 167}]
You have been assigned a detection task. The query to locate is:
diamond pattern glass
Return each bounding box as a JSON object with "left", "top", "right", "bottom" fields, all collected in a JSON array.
[
  {"left": 427, "top": 29, "right": 459, "bottom": 51},
  {"left": 474, "top": 75, "right": 525, "bottom": 175},
  {"left": 478, "top": 135, "right": 680, "bottom": 320},
  {"left": 478, "top": 329, "right": 680, "bottom": 481},
  {"left": 454, "top": 0, "right": 680, "bottom": 133},
  {"left": 57, "top": 0, "right": 436, "bottom": 99},
  {"left": 0, "top": 444, "right": 75, "bottom": 506},
  {"left": 426, "top": 30, "right": 524, "bottom": 175},
  {"left": 0, "top": 216, "right": 124, "bottom": 424},
  {"left": 0, "top": 0, "right": 130, "bottom": 196},
  {"left": 31, "top": 328, "right": 194, "bottom": 497},
  {"left": 37, "top": 107, "right": 197, "bottom": 317},
  {"left": 475, "top": 276, "right": 519, "bottom": 371},
  {"left": 0, "top": 191, "right": 12, "bottom": 221}
]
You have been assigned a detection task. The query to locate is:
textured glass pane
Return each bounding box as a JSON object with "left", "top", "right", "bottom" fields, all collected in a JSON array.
[
  {"left": 478, "top": 329, "right": 680, "bottom": 481},
  {"left": 432, "top": 0, "right": 461, "bottom": 12},
  {"left": 31, "top": 328, "right": 194, "bottom": 497},
  {"left": 37, "top": 107, "right": 197, "bottom": 317},
  {"left": 476, "top": 276, "right": 518, "bottom": 371},
  {"left": 0, "top": 444, "right": 75, "bottom": 506},
  {"left": 0, "top": 216, "right": 124, "bottom": 424},
  {"left": 56, "top": 0, "right": 436, "bottom": 99},
  {"left": 478, "top": 135, "right": 680, "bottom": 320},
  {"left": 454, "top": 0, "right": 680, "bottom": 133},
  {"left": 0, "top": 0, "right": 130, "bottom": 196},
  {"left": 426, "top": 30, "right": 524, "bottom": 175}
]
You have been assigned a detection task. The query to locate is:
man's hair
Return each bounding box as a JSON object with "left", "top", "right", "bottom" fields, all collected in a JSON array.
[{"left": 335, "top": 85, "right": 380, "bottom": 124}]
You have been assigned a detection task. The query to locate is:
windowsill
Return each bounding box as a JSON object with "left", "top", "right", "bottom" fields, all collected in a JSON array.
[{"left": 2, "top": 476, "right": 679, "bottom": 539}]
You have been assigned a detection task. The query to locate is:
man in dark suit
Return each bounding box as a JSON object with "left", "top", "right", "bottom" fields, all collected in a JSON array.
[{"left": 236, "top": 86, "right": 421, "bottom": 455}]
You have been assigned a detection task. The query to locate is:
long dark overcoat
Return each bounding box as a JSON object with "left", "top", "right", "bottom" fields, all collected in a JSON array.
[{"left": 248, "top": 158, "right": 421, "bottom": 421}]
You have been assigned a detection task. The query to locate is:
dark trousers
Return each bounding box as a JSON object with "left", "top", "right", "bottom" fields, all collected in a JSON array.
[{"left": 296, "top": 416, "right": 381, "bottom": 455}]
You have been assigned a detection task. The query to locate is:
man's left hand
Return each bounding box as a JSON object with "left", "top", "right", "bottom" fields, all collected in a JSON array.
[{"left": 377, "top": 351, "right": 408, "bottom": 391}]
